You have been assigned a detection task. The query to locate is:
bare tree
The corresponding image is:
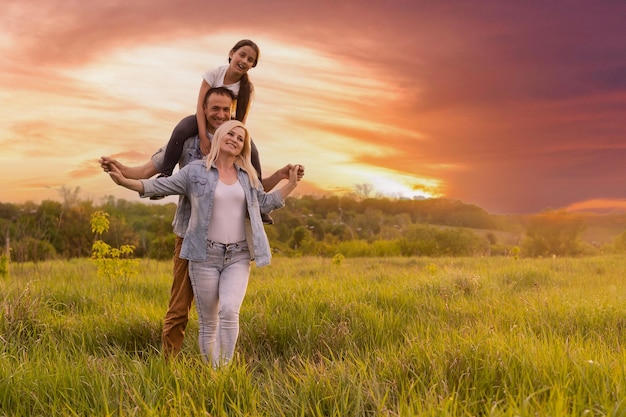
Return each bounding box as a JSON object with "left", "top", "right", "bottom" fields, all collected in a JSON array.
[
  {"left": 59, "top": 186, "right": 82, "bottom": 209},
  {"left": 354, "top": 183, "right": 374, "bottom": 201}
]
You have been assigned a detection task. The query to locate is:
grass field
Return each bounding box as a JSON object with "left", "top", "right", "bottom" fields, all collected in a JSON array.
[{"left": 1, "top": 256, "right": 625, "bottom": 416}]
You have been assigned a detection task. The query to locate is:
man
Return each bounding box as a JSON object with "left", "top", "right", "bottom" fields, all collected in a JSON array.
[{"left": 100, "top": 86, "right": 304, "bottom": 357}]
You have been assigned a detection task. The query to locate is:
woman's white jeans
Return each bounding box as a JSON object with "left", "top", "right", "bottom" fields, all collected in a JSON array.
[{"left": 188, "top": 240, "right": 251, "bottom": 367}]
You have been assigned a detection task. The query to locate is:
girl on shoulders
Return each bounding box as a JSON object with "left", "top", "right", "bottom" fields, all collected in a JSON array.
[{"left": 159, "top": 39, "right": 260, "bottom": 177}]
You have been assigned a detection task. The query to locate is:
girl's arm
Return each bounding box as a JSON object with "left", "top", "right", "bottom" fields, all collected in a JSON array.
[{"left": 196, "top": 79, "right": 212, "bottom": 155}]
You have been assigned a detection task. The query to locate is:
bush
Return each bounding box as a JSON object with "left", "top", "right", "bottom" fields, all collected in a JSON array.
[
  {"left": 615, "top": 231, "right": 626, "bottom": 252},
  {"left": 522, "top": 210, "right": 585, "bottom": 256},
  {"left": 148, "top": 234, "right": 176, "bottom": 260},
  {"left": 398, "top": 225, "right": 487, "bottom": 257},
  {"left": 11, "top": 238, "right": 57, "bottom": 262},
  {"left": 490, "top": 243, "right": 516, "bottom": 256}
]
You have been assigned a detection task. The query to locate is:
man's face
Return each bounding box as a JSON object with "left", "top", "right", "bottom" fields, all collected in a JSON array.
[{"left": 204, "top": 93, "right": 233, "bottom": 133}]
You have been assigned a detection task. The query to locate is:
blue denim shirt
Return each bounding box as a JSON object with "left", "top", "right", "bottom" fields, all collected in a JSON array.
[
  {"left": 151, "top": 136, "right": 203, "bottom": 237},
  {"left": 139, "top": 160, "right": 284, "bottom": 266}
]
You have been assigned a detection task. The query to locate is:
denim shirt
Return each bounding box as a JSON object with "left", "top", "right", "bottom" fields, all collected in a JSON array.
[
  {"left": 139, "top": 160, "right": 285, "bottom": 266},
  {"left": 151, "top": 136, "right": 203, "bottom": 237}
]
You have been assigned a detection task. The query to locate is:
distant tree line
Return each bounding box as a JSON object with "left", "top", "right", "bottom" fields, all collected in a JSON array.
[{"left": 2, "top": 187, "right": 624, "bottom": 263}]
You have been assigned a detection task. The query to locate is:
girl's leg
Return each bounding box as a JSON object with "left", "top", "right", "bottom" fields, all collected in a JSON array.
[
  {"left": 160, "top": 115, "right": 199, "bottom": 176},
  {"left": 215, "top": 243, "right": 251, "bottom": 367},
  {"left": 188, "top": 250, "right": 222, "bottom": 363}
]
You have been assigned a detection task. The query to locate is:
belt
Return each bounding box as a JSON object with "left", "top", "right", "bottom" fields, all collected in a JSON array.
[{"left": 206, "top": 239, "right": 247, "bottom": 250}]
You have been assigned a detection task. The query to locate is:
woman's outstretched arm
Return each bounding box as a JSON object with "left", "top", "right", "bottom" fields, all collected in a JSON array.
[{"left": 103, "top": 160, "right": 145, "bottom": 193}]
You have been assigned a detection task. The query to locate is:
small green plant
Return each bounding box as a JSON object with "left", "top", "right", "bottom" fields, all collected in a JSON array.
[
  {"left": 90, "top": 211, "right": 138, "bottom": 281},
  {"left": 331, "top": 253, "right": 345, "bottom": 266},
  {"left": 0, "top": 253, "right": 9, "bottom": 277},
  {"left": 425, "top": 262, "right": 438, "bottom": 275}
]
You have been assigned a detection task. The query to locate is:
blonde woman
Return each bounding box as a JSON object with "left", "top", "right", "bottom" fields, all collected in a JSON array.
[{"left": 105, "top": 120, "right": 300, "bottom": 366}]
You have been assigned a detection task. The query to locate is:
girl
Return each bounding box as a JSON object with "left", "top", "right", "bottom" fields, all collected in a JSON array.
[
  {"left": 159, "top": 39, "right": 260, "bottom": 178},
  {"left": 105, "top": 120, "right": 300, "bottom": 367}
]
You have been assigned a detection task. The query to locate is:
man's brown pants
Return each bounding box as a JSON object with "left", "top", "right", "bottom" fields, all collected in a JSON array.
[{"left": 161, "top": 236, "right": 194, "bottom": 357}]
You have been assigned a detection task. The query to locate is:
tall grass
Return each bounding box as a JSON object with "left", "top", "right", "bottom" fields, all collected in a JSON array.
[{"left": 1, "top": 256, "right": 625, "bottom": 416}]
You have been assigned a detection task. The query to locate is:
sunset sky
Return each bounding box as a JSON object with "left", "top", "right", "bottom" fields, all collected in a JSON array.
[{"left": 1, "top": 0, "right": 625, "bottom": 214}]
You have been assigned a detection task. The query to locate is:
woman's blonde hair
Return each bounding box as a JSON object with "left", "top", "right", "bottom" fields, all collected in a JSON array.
[{"left": 205, "top": 120, "right": 260, "bottom": 188}]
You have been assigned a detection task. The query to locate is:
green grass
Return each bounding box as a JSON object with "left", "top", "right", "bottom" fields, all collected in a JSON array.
[{"left": 1, "top": 256, "right": 625, "bottom": 416}]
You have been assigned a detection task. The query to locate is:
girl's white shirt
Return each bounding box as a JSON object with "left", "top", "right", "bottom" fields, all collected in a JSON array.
[{"left": 203, "top": 65, "right": 241, "bottom": 97}]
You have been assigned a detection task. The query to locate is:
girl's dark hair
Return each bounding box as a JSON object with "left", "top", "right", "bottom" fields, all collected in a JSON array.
[
  {"left": 235, "top": 75, "right": 253, "bottom": 122},
  {"left": 228, "top": 40, "right": 260, "bottom": 123}
]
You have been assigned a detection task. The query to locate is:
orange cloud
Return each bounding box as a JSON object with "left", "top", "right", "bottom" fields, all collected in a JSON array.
[
  {"left": 565, "top": 199, "right": 626, "bottom": 213},
  {"left": 68, "top": 160, "right": 104, "bottom": 180}
]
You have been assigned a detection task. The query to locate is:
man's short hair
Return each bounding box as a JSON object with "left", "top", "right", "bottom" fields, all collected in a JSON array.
[{"left": 204, "top": 87, "right": 235, "bottom": 106}]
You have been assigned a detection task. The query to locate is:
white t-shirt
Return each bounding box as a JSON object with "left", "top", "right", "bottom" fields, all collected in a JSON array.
[
  {"left": 203, "top": 65, "right": 255, "bottom": 121},
  {"left": 203, "top": 65, "right": 240, "bottom": 94},
  {"left": 207, "top": 180, "right": 246, "bottom": 244}
]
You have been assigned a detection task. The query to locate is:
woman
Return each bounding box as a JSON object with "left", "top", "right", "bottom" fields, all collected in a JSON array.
[{"left": 105, "top": 120, "right": 300, "bottom": 366}]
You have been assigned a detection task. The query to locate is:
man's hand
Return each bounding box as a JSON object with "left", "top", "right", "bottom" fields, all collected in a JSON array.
[
  {"left": 99, "top": 156, "right": 158, "bottom": 179},
  {"left": 99, "top": 156, "right": 125, "bottom": 174},
  {"left": 296, "top": 164, "right": 305, "bottom": 181},
  {"left": 262, "top": 164, "right": 305, "bottom": 192},
  {"left": 277, "top": 164, "right": 305, "bottom": 181}
]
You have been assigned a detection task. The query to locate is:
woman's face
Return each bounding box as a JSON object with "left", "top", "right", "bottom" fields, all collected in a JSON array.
[
  {"left": 221, "top": 126, "right": 246, "bottom": 156},
  {"left": 229, "top": 45, "right": 258, "bottom": 75}
]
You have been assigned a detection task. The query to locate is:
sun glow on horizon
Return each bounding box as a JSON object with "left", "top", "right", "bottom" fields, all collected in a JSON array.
[
  {"left": 310, "top": 163, "right": 443, "bottom": 201},
  {"left": 358, "top": 169, "right": 442, "bottom": 200}
]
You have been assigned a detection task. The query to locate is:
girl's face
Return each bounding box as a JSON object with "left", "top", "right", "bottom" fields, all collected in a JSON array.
[
  {"left": 221, "top": 127, "right": 246, "bottom": 156},
  {"left": 229, "top": 46, "right": 257, "bottom": 75}
]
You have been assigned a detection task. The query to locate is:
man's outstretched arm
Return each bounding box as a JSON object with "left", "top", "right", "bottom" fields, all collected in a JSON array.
[
  {"left": 261, "top": 164, "right": 305, "bottom": 192},
  {"left": 99, "top": 156, "right": 158, "bottom": 180}
]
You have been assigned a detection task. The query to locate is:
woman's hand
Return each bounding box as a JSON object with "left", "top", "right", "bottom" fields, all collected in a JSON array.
[
  {"left": 103, "top": 161, "right": 145, "bottom": 193},
  {"left": 278, "top": 165, "right": 300, "bottom": 200},
  {"left": 105, "top": 161, "right": 126, "bottom": 186}
]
